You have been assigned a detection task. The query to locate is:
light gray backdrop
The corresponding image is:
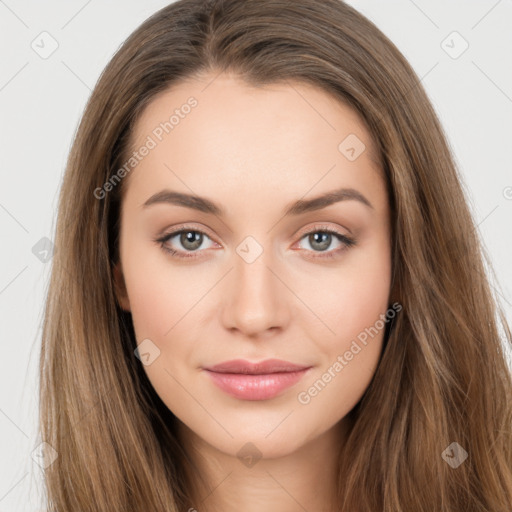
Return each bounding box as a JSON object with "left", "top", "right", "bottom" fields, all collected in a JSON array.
[{"left": 0, "top": 0, "right": 511, "bottom": 510}]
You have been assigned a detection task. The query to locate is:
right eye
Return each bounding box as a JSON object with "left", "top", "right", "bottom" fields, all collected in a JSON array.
[{"left": 155, "top": 227, "right": 218, "bottom": 259}]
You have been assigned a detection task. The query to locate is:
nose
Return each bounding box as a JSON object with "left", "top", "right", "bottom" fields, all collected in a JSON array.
[{"left": 221, "top": 248, "right": 290, "bottom": 338}]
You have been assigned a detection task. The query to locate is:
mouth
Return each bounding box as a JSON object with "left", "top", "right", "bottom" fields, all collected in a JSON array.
[{"left": 202, "top": 359, "right": 312, "bottom": 401}]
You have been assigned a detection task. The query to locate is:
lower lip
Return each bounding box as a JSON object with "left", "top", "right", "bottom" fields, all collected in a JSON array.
[{"left": 203, "top": 368, "right": 310, "bottom": 400}]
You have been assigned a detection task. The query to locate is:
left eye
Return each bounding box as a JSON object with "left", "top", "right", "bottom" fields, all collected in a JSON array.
[
  {"left": 296, "top": 229, "right": 354, "bottom": 255},
  {"left": 155, "top": 226, "right": 356, "bottom": 260},
  {"left": 293, "top": 226, "right": 356, "bottom": 260}
]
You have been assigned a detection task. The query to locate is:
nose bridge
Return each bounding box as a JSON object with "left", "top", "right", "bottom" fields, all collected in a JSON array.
[{"left": 221, "top": 234, "right": 288, "bottom": 335}]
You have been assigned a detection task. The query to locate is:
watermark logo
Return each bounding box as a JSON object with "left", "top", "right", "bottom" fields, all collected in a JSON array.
[
  {"left": 31, "top": 441, "right": 58, "bottom": 469},
  {"left": 134, "top": 338, "right": 161, "bottom": 366},
  {"left": 31, "top": 31, "right": 59, "bottom": 59},
  {"left": 441, "top": 442, "right": 468, "bottom": 468},
  {"left": 338, "top": 133, "right": 366, "bottom": 162},
  {"left": 31, "top": 236, "right": 55, "bottom": 263},
  {"left": 441, "top": 31, "right": 469, "bottom": 60},
  {"left": 236, "top": 442, "right": 262, "bottom": 468},
  {"left": 236, "top": 236, "right": 264, "bottom": 264}
]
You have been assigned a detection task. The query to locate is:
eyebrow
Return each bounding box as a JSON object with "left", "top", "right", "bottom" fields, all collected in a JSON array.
[{"left": 142, "top": 187, "right": 374, "bottom": 216}]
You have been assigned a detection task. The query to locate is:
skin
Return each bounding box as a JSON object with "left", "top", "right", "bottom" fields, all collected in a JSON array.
[{"left": 114, "top": 72, "right": 392, "bottom": 512}]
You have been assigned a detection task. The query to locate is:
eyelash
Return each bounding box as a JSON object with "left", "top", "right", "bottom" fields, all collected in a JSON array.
[{"left": 154, "top": 224, "right": 356, "bottom": 261}]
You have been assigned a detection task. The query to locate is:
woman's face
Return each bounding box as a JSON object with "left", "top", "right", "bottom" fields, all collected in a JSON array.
[{"left": 114, "top": 72, "right": 392, "bottom": 459}]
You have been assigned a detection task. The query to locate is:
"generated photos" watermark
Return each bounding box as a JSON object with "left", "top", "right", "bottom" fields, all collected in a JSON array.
[{"left": 297, "top": 302, "right": 402, "bottom": 405}]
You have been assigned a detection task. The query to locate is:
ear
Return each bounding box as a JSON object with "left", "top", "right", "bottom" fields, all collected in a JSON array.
[{"left": 113, "top": 262, "right": 131, "bottom": 312}]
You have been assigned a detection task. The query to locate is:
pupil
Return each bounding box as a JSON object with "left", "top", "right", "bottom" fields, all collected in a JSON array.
[
  {"left": 181, "top": 231, "right": 202, "bottom": 250},
  {"left": 310, "top": 232, "right": 330, "bottom": 251}
]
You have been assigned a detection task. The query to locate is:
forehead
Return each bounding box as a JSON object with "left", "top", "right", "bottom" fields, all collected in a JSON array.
[{"left": 122, "top": 73, "right": 385, "bottom": 214}]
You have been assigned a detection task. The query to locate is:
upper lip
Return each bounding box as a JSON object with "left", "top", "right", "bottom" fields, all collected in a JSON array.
[{"left": 204, "top": 358, "right": 311, "bottom": 375}]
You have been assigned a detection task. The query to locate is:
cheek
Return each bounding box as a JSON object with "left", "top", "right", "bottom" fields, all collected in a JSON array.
[
  {"left": 123, "top": 258, "right": 199, "bottom": 410},
  {"left": 126, "top": 271, "right": 177, "bottom": 340},
  {"left": 299, "top": 232, "right": 392, "bottom": 347},
  {"left": 121, "top": 244, "right": 212, "bottom": 383},
  {"left": 121, "top": 235, "right": 196, "bottom": 339},
  {"left": 293, "top": 235, "right": 391, "bottom": 412}
]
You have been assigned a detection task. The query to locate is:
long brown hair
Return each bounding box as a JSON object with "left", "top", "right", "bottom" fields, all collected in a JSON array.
[{"left": 40, "top": 0, "right": 512, "bottom": 510}]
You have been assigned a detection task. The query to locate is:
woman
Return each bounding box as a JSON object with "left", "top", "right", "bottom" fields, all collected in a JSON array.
[{"left": 39, "top": 0, "right": 512, "bottom": 510}]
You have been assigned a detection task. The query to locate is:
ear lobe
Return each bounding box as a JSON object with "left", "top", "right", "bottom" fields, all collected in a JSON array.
[{"left": 113, "top": 263, "right": 131, "bottom": 312}]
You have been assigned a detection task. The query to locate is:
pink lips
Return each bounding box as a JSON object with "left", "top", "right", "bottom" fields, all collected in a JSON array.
[{"left": 203, "top": 358, "right": 312, "bottom": 401}]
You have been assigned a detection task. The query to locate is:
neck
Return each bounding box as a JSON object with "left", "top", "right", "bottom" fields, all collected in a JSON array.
[{"left": 176, "top": 418, "right": 352, "bottom": 512}]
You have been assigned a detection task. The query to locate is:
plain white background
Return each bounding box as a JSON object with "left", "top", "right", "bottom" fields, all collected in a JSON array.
[{"left": 0, "top": 0, "right": 511, "bottom": 510}]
